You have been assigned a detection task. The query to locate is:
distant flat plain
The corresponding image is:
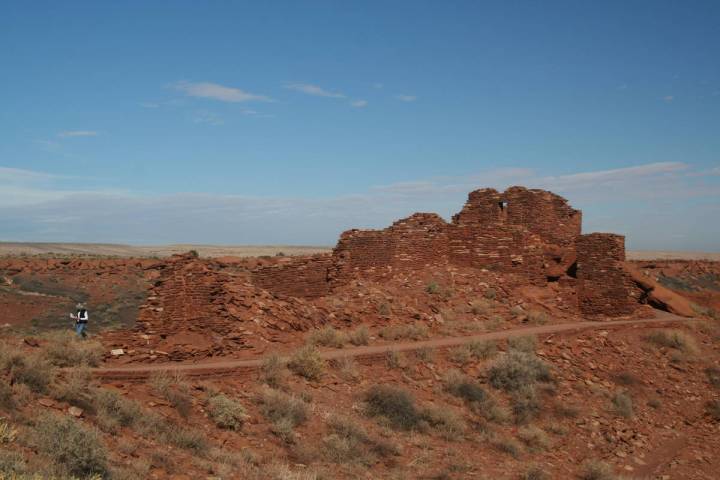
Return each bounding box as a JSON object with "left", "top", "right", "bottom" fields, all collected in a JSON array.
[{"left": 0, "top": 242, "right": 718, "bottom": 260}]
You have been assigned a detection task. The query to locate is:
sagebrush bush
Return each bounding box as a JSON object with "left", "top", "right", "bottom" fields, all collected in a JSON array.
[
  {"left": 448, "top": 345, "right": 472, "bottom": 365},
  {"left": 706, "top": 399, "right": 720, "bottom": 421},
  {"left": 493, "top": 436, "right": 521, "bottom": 458},
  {"left": 288, "top": 345, "right": 325, "bottom": 380},
  {"left": 470, "top": 300, "right": 492, "bottom": 315},
  {"left": 522, "top": 465, "right": 549, "bottom": 480},
  {"left": 52, "top": 368, "right": 94, "bottom": 410},
  {"left": 94, "top": 388, "right": 142, "bottom": 432},
  {"left": 443, "top": 370, "right": 487, "bottom": 404},
  {"left": 323, "top": 415, "right": 373, "bottom": 464},
  {"left": 207, "top": 393, "right": 248, "bottom": 430},
  {"left": 508, "top": 335, "right": 537, "bottom": 353},
  {"left": 33, "top": 413, "right": 108, "bottom": 478},
  {"left": 4, "top": 351, "right": 54, "bottom": 394},
  {"left": 420, "top": 405, "right": 466, "bottom": 440},
  {"left": 348, "top": 326, "right": 370, "bottom": 346},
  {"left": 517, "top": 425, "right": 550, "bottom": 451},
  {"left": 0, "top": 381, "right": 15, "bottom": 411},
  {"left": 379, "top": 324, "right": 428, "bottom": 341},
  {"left": 307, "top": 326, "right": 346, "bottom": 348},
  {"left": 579, "top": 460, "right": 616, "bottom": 480},
  {"left": 164, "top": 424, "right": 208, "bottom": 454},
  {"left": 261, "top": 353, "right": 288, "bottom": 388},
  {"left": 488, "top": 351, "right": 552, "bottom": 392},
  {"left": 706, "top": 367, "right": 720, "bottom": 389},
  {"left": 150, "top": 371, "right": 192, "bottom": 417},
  {"left": 646, "top": 330, "right": 699, "bottom": 355},
  {"left": 258, "top": 388, "right": 308, "bottom": 442},
  {"left": 611, "top": 391, "right": 633, "bottom": 419},
  {"left": 364, "top": 385, "right": 421, "bottom": 431},
  {"left": 335, "top": 356, "right": 360, "bottom": 382},
  {"left": 467, "top": 340, "right": 497, "bottom": 360},
  {"left": 511, "top": 385, "right": 541, "bottom": 424},
  {"left": 41, "top": 332, "right": 104, "bottom": 367}
]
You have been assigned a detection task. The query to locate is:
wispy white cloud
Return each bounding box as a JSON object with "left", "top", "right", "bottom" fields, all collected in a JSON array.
[
  {"left": 284, "top": 83, "right": 345, "bottom": 98},
  {"left": 0, "top": 162, "right": 718, "bottom": 250},
  {"left": 395, "top": 94, "right": 417, "bottom": 102},
  {"left": 57, "top": 130, "right": 98, "bottom": 138},
  {"left": 192, "top": 110, "right": 224, "bottom": 126},
  {"left": 662, "top": 95, "right": 674, "bottom": 102},
  {"left": 350, "top": 99, "right": 368, "bottom": 108},
  {"left": 173, "top": 81, "right": 273, "bottom": 103}
]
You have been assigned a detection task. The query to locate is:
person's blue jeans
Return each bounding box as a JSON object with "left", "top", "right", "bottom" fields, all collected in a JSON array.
[{"left": 75, "top": 322, "right": 87, "bottom": 338}]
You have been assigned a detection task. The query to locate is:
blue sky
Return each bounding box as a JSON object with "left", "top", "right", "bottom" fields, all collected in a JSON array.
[{"left": 1, "top": 1, "right": 719, "bottom": 250}]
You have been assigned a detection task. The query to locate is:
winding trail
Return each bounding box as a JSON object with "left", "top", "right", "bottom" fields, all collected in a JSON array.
[{"left": 94, "top": 311, "right": 692, "bottom": 381}]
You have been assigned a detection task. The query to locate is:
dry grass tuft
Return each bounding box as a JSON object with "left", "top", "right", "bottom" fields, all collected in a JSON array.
[
  {"left": 364, "top": 385, "right": 421, "bottom": 431},
  {"left": 610, "top": 391, "right": 634, "bottom": 418},
  {"left": 307, "top": 326, "right": 346, "bottom": 348},
  {"left": 41, "top": 331, "right": 105, "bottom": 367},
  {"left": 467, "top": 340, "right": 497, "bottom": 360},
  {"left": 261, "top": 353, "right": 288, "bottom": 388},
  {"left": 379, "top": 323, "right": 428, "bottom": 341},
  {"left": 646, "top": 329, "right": 699, "bottom": 356},
  {"left": 517, "top": 425, "right": 550, "bottom": 451},
  {"left": 508, "top": 335, "right": 537, "bottom": 353},
  {"left": 348, "top": 325, "right": 370, "bottom": 346},
  {"left": 258, "top": 388, "right": 309, "bottom": 443},
  {"left": 288, "top": 345, "right": 325, "bottom": 381},
  {"left": 488, "top": 351, "right": 552, "bottom": 392},
  {"left": 150, "top": 370, "right": 193, "bottom": 417},
  {"left": 579, "top": 460, "right": 617, "bottom": 480}
]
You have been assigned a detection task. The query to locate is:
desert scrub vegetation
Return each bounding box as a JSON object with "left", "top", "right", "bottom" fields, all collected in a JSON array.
[
  {"left": 510, "top": 385, "right": 541, "bottom": 424},
  {"left": 260, "top": 353, "right": 288, "bottom": 388},
  {"left": 646, "top": 329, "right": 699, "bottom": 356},
  {"left": 363, "top": 385, "right": 465, "bottom": 438},
  {"left": 40, "top": 331, "right": 104, "bottom": 367},
  {"left": 507, "top": 335, "right": 537, "bottom": 353},
  {"left": 470, "top": 299, "right": 493, "bottom": 315},
  {"left": 492, "top": 436, "right": 522, "bottom": 458},
  {"left": 448, "top": 345, "right": 472, "bottom": 365},
  {"left": 288, "top": 345, "right": 325, "bottom": 380},
  {"left": 257, "top": 387, "right": 309, "bottom": 443},
  {"left": 0, "top": 345, "right": 54, "bottom": 394},
  {"left": 322, "top": 415, "right": 399, "bottom": 465},
  {"left": 522, "top": 465, "right": 550, "bottom": 480},
  {"left": 425, "top": 280, "right": 441, "bottom": 294},
  {"left": 0, "top": 418, "right": 17, "bottom": 444},
  {"left": 379, "top": 323, "right": 428, "bottom": 341},
  {"left": 51, "top": 368, "right": 95, "bottom": 411},
  {"left": 385, "top": 350, "right": 409, "bottom": 369},
  {"left": 307, "top": 325, "right": 346, "bottom": 348},
  {"left": 706, "top": 399, "right": 720, "bottom": 421},
  {"left": 348, "top": 325, "right": 370, "bottom": 346},
  {"left": 207, "top": 393, "right": 248, "bottom": 430},
  {"left": 150, "top": 370, "right": 193, "bottom": 417},
  {"left": 517, "top": 425, "right": 550, "bottom": 452},
  {"left": 579, "top": 460, "right": 617, "bottom": 480},
  {"left": 443, "top": 369, "right": 487, "bottom": 403},
  {"left": 333, "top": 356, "right": 360, "bottom": 382},
  {"left": 526, "top": 310, "right": 548, "bottom": 325},
  {"left": 467, "top": 339, "right": 497, "bottom": 360},
  {"left": 705, "top": 366, "right": 720, "bottom": 389},
  {"left": 488, "top": 351, "right": 552, "bottom": 392},
  {"left": 32, "top": 413, "right": 108, "bottom": 478},
  {"left": 93, "top": 388, "right": 142, "bottom": 432}
]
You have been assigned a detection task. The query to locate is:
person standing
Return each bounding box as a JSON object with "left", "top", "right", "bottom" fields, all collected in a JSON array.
[{"left": 70, "top": 303, "right": 89, "bottom": 338}]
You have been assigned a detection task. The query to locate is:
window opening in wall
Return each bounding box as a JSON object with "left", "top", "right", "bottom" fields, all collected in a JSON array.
[{"left": 498, "top": 201, "right": 508, "bottom": 210}]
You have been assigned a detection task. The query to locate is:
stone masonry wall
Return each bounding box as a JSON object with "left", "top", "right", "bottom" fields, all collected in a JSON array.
[
  {"left": 252, "top": 254, "right": 333, "bottom": 298},
  {"left": 576, "top": 233, "right": 635, "bottom": 316}
]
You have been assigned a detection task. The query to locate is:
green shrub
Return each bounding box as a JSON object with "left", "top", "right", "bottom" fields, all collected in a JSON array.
[
  {"left": 611, "top": 392, "right": 633, "bottom": 418},
  {"left": 348, "top": 326, "right": 370, "bottom": 346},
  {"left": 207, "top": 394, "right": 248, "bottom": 430},
  {"left": 364, "top": 385, "right": 421, "bottom": 430},
  {"left": 33, "top": 413, "right": 108, "bottom": 478},
  {"left": 288, "top": 345, "right": 325, "bottom": 380},
  {"left": 307, "top": 326, "right": 346, "bottom": 348},
  {"left": 426, "top": 281, "right": 440, "bottom": 294},
  {"left": 41, "top": 332, "right": 105, "bottom": 367},
  {"left": 488, "top": 351, "right": 552, "bottom": 392}
]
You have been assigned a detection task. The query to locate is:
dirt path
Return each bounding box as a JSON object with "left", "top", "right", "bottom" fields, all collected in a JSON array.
[{"left": 94, "top": 311, "right": 692, "bottom": 381}]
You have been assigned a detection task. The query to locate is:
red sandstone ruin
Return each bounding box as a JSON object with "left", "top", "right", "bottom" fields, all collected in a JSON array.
[
  {"left": 251, "top": 186, "right": 633, "bottom": 315},
  {"left": 96, "top": 185, "right": 648, "bottom": 360}
]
